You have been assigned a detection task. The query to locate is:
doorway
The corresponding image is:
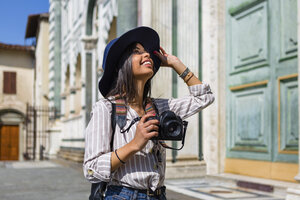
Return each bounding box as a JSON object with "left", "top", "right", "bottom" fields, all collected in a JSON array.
[{"left": 0, "top": 125, "right": 19, "bottom": 160}]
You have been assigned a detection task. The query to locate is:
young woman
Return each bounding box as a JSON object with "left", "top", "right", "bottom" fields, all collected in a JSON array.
[{"left": 83, "top": 27, "right": 214, "bottom": 200}]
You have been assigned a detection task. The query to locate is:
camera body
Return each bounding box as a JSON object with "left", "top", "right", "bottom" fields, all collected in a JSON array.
[{"left": 147, "top": 110, "right": 186, "bottom": 141}]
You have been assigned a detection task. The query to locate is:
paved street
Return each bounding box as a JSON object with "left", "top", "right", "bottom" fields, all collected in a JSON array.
[
  {"left": 0, "top": 161, "right": 89, "bottom": 200},
  {"left": 0, "top": 160, "right": 286, "bottom": 200},
  {"left": 0, "top": 160, "right": 198, "bottom": 200}
]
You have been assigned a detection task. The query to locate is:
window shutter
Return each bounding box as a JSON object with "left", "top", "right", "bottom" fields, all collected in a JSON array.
[
  {"left": 10, "top": 72, "right": 16, "bottom": 94},
  {"left": 3, "top": 72, "right": 10, "bottom": 93},
  {"left": 3, "top": 72, "right": 16, "bottom": 94}
]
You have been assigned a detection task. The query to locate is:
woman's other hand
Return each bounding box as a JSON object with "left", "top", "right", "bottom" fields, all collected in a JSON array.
[
  {"left": 154, "top": 46, "right": 183, "bottom": 68},
  {"left": 130, "top": 113, "right": 159, "bottom": 151},
  {"left": 153, "top": 46, "right": 202, "bottom": 86}
]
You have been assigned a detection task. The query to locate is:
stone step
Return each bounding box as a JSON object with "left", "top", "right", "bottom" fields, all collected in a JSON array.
[
  {"left": 206, "top": 173, "right": 299, "bottom": 197},
  {"left": 165, "top": 160, "right": 206, "bottom": 179}
]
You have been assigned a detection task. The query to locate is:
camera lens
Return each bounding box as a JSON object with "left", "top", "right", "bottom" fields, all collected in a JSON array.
[
  {"left": 156, "top": 110, "right": 184, "bottom": 140},
  {"left": 165, "top": 121, "right": 182, "bottom": 137},
  {"left": 168, "top": 124, "right": 175, "bottom": 132}
]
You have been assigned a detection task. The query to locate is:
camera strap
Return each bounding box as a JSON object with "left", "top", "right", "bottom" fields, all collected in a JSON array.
[
  {"left": 120, "top": 117, "right": 141, "bottom": 133},
  {"left": 117, "top": 97, "right": 156, "bottom": 133}
]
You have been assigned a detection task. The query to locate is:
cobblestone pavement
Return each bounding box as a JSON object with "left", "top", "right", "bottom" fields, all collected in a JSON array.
[
  {"left": 0, "top": 160, "right": 285, "bottom": 200},
  {"left": 0, "top": 160, "right": 198, "bottom": 200}
]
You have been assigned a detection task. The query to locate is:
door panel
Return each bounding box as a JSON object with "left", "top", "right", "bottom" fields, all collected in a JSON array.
[
  {"left": 226, "top": 0, "right": 272, "bottom": 161},
  {"left": 228, "top": 82, "right": 271, "bottom": 160},
  {"left": 279, "top": 0, "right": 297, "bottom": 61},
  {"left": 0, "top": 125, "right": 19, "bottom": 160},
  {"left": 272, "top": 0, "right": 298, "bottom": 162},
  {"left": 226, "top": 0, "right": 298, "bottom": 163},
  {"left": 278, "top": 76, "right": 298, "bottom": 152},
  {"left": 229, "top": 0, "right": 269, "bottom": 74},
  {"left": 0, "top": 127, "right": 10, "bottom": 160}
]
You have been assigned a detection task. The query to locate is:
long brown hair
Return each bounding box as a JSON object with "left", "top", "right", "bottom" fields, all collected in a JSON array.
[{"left": 106, "top": 43, "right": 152, "bottom": 108}]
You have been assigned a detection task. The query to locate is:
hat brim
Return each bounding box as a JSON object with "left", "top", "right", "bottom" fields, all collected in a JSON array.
[{"left": 99, "top": 26, "right": 161, "bottom": 97}]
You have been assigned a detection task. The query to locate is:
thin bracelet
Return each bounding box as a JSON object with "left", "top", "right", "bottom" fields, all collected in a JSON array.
[
  {"left": 184, "top": 72, "right": 194, "bottom": 83},
  {"left": 179, "top": 67, "right": 190, "bottom": 79},
  {"left": 115, "top": 149, "right": 125, "bottom": 164}
]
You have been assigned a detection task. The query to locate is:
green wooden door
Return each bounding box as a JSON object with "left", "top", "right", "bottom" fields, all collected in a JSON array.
[{"left": 226, "top": 0, "right": 298, "bottom": 163}]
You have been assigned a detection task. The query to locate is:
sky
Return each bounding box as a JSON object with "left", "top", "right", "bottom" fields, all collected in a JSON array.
[{"left": 0, "top": 0, "right": 49, "bottom": 46}]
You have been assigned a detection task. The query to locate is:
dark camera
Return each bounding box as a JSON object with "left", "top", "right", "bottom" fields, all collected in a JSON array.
[{"left": 147, "top": 110, "right": 187, "bottom": 141}]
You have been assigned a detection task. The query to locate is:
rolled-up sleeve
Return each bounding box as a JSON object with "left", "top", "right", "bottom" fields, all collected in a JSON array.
[
  {"left": 83, "top": 101, "right": 112, "bottom": 183},
  {"left": 168, "top": 83, "right": 214, "bottom": 119}
]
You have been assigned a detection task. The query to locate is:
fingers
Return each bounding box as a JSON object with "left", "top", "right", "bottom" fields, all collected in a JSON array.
[
  {"left": 143, "top": 119, "right": 159, "bottom": 127},
  {"left": 144, "top": 121, "right": 159, "bottom": 139},
  {"left": 160, "top": 46, "right": 167, "bottom": 55},
  {"left": 147, "top": 131, "right": 159, "bottom": 139},
  {"left": 145, "top": 124, "right": 159, "bottom": 132},
  {"left": 138, "top": 114, "right": 159, "bottom": 140},
  {"left": 140, "top": 113, "right": 155, "bottom": 123},
  {"left": 153, "top": 50, "right": 164, "bottom": 60}
]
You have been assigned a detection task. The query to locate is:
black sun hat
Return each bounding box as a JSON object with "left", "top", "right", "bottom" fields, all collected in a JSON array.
[{"left": 98, "top": 26, "right": 161, "bottom": 97}]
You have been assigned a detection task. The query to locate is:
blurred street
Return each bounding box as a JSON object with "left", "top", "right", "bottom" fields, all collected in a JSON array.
[
  {"left": 0, "top": 160, "right": 88, "bottom": 200},
  {"left": 0, "top": 160, "right": 199, "bottom": 200},
  {"left": 0, "top": 160, "right": 287, "bottom": 200}
]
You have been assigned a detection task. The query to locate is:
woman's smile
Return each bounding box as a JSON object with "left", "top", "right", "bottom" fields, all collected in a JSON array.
[{"left": 141, "top": 59, "right": 153, "bottom": 69}]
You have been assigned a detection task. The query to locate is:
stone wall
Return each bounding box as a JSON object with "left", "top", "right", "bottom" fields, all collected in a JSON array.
[{"left": 202, "top": 0, "right": 226, "bottom": 175}]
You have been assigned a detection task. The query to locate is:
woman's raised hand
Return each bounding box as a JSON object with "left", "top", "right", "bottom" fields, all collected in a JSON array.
[
  {"left": 130, "top": 113, "right": 159, "bottom": 151},
  {"left": 154, "top": 46, "right": 183, "bottom": 68}
]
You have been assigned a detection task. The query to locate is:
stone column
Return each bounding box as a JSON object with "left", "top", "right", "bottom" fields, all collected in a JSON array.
[
  {"left": 202, "top": 0, "right": 226, "bottom": 174},
  {"left": 176, "top": 0, "right": 199, "bottom": 160},
  {"left": 85, "top": 51, "right": 93, "bottom": 126},
  {"left": 117, "top": 0, "right": 137, "bottom": 36},
  {"left": 286, "top": 1, "right": 300, "bottom": 200},
  {"left": 137, "top": 0, "right": 151, "bottom": 26},
  {"left": 49, "top": 0, "right": 62, "bottom": 114},
  {"left": 82, "top": 36, "right": 97, "bottom": 125}
]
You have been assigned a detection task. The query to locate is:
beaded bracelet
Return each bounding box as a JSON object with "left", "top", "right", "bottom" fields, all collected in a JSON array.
[{"left": 115, "top": 149, "right": 125, "bottom": 164}]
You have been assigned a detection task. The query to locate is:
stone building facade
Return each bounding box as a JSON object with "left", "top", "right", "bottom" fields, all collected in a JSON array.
[
  {"left": 0, "top": 43, "right": 35, "bottom": 161},
  {"left": 49, "top": 0, "right": 119, "bottom": 162}
]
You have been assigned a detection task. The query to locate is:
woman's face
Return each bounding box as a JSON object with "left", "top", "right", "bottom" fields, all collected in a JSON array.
[{"left": 131, "top": 43, "right": 154, "bottom": 80}]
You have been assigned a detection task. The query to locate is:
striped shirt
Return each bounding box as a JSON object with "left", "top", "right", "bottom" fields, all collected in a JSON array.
[{"left": 83, "top": 83, "right": 214, "bottom": 191}]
